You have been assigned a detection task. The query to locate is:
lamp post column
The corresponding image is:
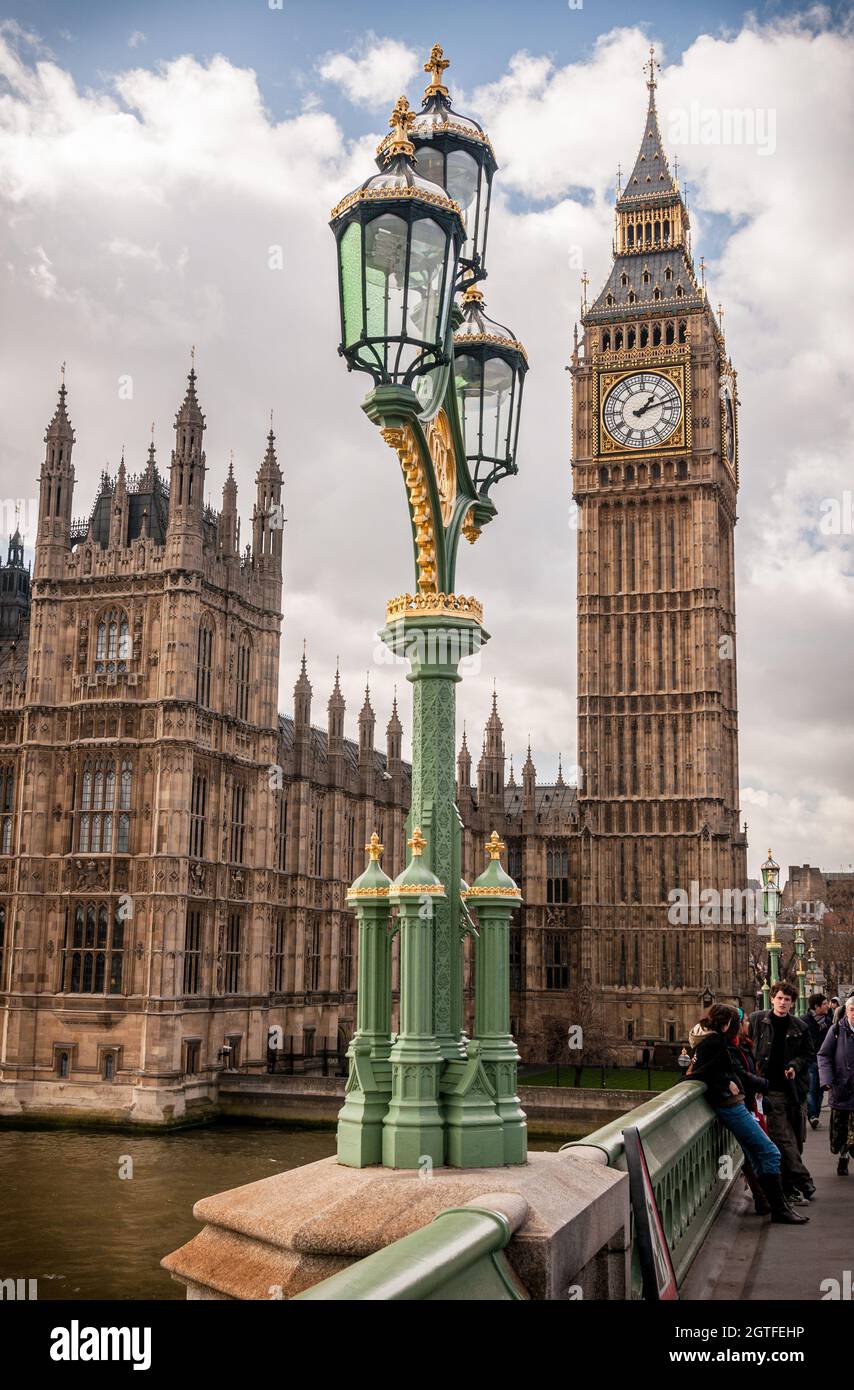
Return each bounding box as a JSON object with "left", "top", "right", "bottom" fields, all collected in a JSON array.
[
  {"left": 336, "top": 834, "right": 392, "bottom": 1168},
  {"left": 794, "top": 920, "right": 807, "bottom": 1017},
  {"left": 382, "top": 610, "right": 484, "bottom": 1061},
  {"left": 467, "top": 832, "right": 527, "bottom": 1164},
  {"left": 383, "top": 829, "right": 446, "bottom": 1169}
]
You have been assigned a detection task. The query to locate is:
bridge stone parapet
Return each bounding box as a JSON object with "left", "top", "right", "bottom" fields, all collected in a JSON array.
[{"left": 162, "top": 1080, "right": 740, "bottom": 1300}]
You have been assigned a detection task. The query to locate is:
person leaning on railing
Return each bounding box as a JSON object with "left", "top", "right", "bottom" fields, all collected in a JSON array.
[{"left": 685, "top": 1003, "right": 808, "bottom": 1226}]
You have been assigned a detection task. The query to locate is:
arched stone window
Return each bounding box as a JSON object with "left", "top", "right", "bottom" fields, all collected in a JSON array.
[
  {"left": 196, "top": 620, "right": 213, "bottom": 708},
  {"left": 77, "top": 757, "right": 132, "bottom": 853},
  {"left": 0, "top": 764, "right": 14, "bottom": 854},
  {"left": 236, "top": 634, "right": 252, "bottom": 722},
  {"left": 63, "top": 900, "right": 125, "bottom": 994},
  {"left": 95, "top": 609, "right": 130, "bottom": 672}
]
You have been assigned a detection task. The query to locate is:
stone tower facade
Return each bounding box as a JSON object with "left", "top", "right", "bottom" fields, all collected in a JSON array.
[{"left": 569, "top": 57, "right": 749, "bottom": 1050}]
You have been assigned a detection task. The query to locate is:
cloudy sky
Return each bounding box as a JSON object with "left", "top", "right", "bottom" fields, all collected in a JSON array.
[{"left": 0, "top": 0, "right": 852, "bottom": 884}]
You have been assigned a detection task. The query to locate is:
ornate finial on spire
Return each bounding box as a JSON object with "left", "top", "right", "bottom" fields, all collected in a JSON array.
[
  {"left": 190, "top": 343, "right": 196, "bottom": 371},
  {"left": 615, "top": 162, "right": 622, "bottom": 196},
  {"left": 698, "top": 254, "right": 706, "bottom": 296},
  {"left": 60, "top": 360, "right": 66, "bottom": 385},
  {"left": 718, "top": 301, "right": 725, "bottom": 334},
  {"left": 581, "top": 269, "right": 589, "bottom": 315},
  {"left": 366, "top": 831, "right": 384, "bottom": 863},
  {"left": 485, "top": 830, "right": 506, "bottom": 861},
  {"left": 423, "top": 42, "right": 449, "bottom": 99},
  {"left": 462, "top": 281, "right": 485, "bottom": 304},
  {"left": 228, "top": 448, "right": 235, "bottom": 479},
  {"left": 645, "top": 44, "right": 660, "bottom": 93},
  {"left": 408, "top": 826, "right": 427, "bottom": 857},
  {"left": 383, "top": 95, "right": 416, "bottom": 162}
]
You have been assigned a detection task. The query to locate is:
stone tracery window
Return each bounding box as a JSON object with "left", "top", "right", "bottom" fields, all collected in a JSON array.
[
  {"left": 95, "top": 609, "right": 130, "bottom": 672},
  {"left": 196, "top": 620, "right": 213, "bottom": 707},
  {"left": 0, "top": 764, "right": 14, "bottom": 854},
  {"left": 77, "top": 757, "right": 132, "bottom": 853},
  {"left": 62, "top": 900, "right": 125, "bottom": 994},
  {"left": 236, "top": 634, "right": 252, "bottom": 721}
]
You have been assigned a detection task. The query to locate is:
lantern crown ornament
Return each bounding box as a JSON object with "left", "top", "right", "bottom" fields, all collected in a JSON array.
[
  {"left": 399, "top": 44, "right": 498, "bottom": 285},
  {"left": 454, "top": 282, "right": 528, "bottom": 493},
  {"left": 331, "top": 94, "right": 466, "bottom": 389}
]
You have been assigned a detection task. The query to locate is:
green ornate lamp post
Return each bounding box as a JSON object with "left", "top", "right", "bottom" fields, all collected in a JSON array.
[
  {"left": 760, "top": 849, "right": 782, "bottom": 1010},
  {"left": 331, "top": 47, "right": 528, "bottom": 1170},
  {"left": 793, "top": 917, "right": 807, "bottom": 1017}
]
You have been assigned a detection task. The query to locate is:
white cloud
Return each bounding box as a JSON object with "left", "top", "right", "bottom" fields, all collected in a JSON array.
[
  {"left": 128, "top": 31, "right": 147, "bottom": 50},
  {"left": 0, "top": 17, "right": 851, "bottom": 884},
  {"left": 318, "top": 34, "right": 418, "bottom": 108}
]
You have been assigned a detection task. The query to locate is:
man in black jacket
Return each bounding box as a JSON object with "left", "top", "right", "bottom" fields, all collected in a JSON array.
[{"left": 750, "top": 983, "right": 816, "bottom": 1202}]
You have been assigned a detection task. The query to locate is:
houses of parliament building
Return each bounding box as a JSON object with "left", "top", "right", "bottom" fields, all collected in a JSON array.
[{"left": 0, "top": 64, "right": 750, "bottom": 1125}]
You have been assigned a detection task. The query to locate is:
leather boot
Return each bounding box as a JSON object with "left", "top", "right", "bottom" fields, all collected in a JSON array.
[
  {"left": 758, "top": 1172, "right": 809, "bottom": 1224},
  {"left": 743, "top": 1163, "right": 771, "bottom": 1214},
  {"left": 837, "top": 1154, "right": 849, "bottom": 1176}
]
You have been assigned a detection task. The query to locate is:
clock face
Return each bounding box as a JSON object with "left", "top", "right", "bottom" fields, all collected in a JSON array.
[{"left": 602, "top": 372, "right": 683, "bottom": 450}]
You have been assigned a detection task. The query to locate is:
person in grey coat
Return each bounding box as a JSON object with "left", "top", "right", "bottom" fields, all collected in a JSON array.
[{"left": 818, "top": 993, "right": 854, "bottom": 1176}]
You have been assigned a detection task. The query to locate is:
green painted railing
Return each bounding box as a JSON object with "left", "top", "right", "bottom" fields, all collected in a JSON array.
[
  {"left": 563, "top": 1080, "right": 741, "bottom": 1296},
  {"left": 292, "top": 1198, "right": 528, "bottom": 1302}
]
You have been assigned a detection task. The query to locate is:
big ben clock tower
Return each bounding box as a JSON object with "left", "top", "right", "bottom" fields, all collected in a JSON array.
[{"left": 570, "top": 50, "right": 749, "bottom": 1054}]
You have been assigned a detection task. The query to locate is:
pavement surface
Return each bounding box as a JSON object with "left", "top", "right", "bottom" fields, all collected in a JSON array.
[{"left": 682, "top": 1124, "right": 852, "bottom": 1301}]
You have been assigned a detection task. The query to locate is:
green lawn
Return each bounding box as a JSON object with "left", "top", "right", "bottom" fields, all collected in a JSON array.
[{"left": 521, "top": 1066, "right": 682, "bottom": 1091}]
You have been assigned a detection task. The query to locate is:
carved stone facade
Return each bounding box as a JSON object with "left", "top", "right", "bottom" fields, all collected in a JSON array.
[{"left": 0, "top": 368, "right": 585, "bottom": 1125}]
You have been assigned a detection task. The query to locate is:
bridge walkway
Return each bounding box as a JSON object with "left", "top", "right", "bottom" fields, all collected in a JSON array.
[{"left": 682, "top": 1126, "right": 851, "bottom": 1301}]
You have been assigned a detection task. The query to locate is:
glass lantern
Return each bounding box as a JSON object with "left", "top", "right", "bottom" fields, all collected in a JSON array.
[
  {"left": 454, "top": 284, "right": 528, "bottom": 493},
  {"left": 331, "top": 95, "right": 465, "bottom": 389},
  {"left": 760, "top": 849, "right": 781, "bottom": 925},
  {"left": 403, "top": 45, "right": 497, "bottom": 285}
]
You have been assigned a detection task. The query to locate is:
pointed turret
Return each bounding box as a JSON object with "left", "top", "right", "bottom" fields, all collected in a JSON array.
[
  {"left": 294, "top": 646, "right": 312, "bottom": 729},
  {"left": 386, "top": 689, "right": 403, "bottom": 767},
  {"left": 507, "top": 753, "right": 516, "bottom": 790},
  {"left": 36, "top": 369, "right": 76, "bottom": 578},
  {"left": 109, "top": 455, "right": 129, "bottom": 549},
  {"left": 166, "top": 355, "right": 206, "bottom": 566},
  {"left": 253, "top": 418, "right": 284, "bottom": 573},
  {"left": 358, "top": 678, "right": 376, "bottom": 766},
  {"left": 219, "top": 452, "right": 238, "bottom": 558},
  {"left": 456, "top": 724, "right": 472, "bottom": 803},
  {"left": 477, "top": 688, "right": 505, "bottom": 801},
  {"left": 522, "top": 740, "right": 536, "bottom": 808},
  {"left": 556, "top": 754, "right": 566, "bottom": 790},
  {"left": 328, "top": 662, "right": 345, "bottom": 746}
]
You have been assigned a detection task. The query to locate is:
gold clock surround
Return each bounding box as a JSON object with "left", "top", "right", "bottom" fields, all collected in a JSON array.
[{"left": 592, "top": 346, "right": 692, "bottom": 460}]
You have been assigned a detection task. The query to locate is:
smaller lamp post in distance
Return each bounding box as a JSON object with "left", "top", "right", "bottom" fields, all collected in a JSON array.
[{"left": 760, "top": 848, "right": 782, "bottom": 1009}]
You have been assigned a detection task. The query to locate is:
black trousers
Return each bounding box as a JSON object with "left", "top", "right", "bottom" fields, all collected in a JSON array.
[{"left": 765, "top": 1091, "right": 811, "bottom": 1186}]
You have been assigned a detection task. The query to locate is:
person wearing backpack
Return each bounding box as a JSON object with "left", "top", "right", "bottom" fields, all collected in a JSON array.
[{"left": 818, "top": 993, "right": 854, "bottom": 1176}]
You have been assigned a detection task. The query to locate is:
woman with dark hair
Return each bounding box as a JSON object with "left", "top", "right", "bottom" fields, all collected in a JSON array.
[
  {"left": 686, "top": 1003, "right": 807, "bottom": 1225},
  {"left": 730, "top": 1008, "right": 771, "bottom": 1214}
]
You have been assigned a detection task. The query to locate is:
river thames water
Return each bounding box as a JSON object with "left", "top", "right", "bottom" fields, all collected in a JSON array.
[{"left": 0, "top": 1123, "right": 575, "bottom": 1300}]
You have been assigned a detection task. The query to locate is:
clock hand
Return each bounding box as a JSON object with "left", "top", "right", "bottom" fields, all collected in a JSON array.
[{"left": 632, "top": 394, "right": 659, "bottom": 418}]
